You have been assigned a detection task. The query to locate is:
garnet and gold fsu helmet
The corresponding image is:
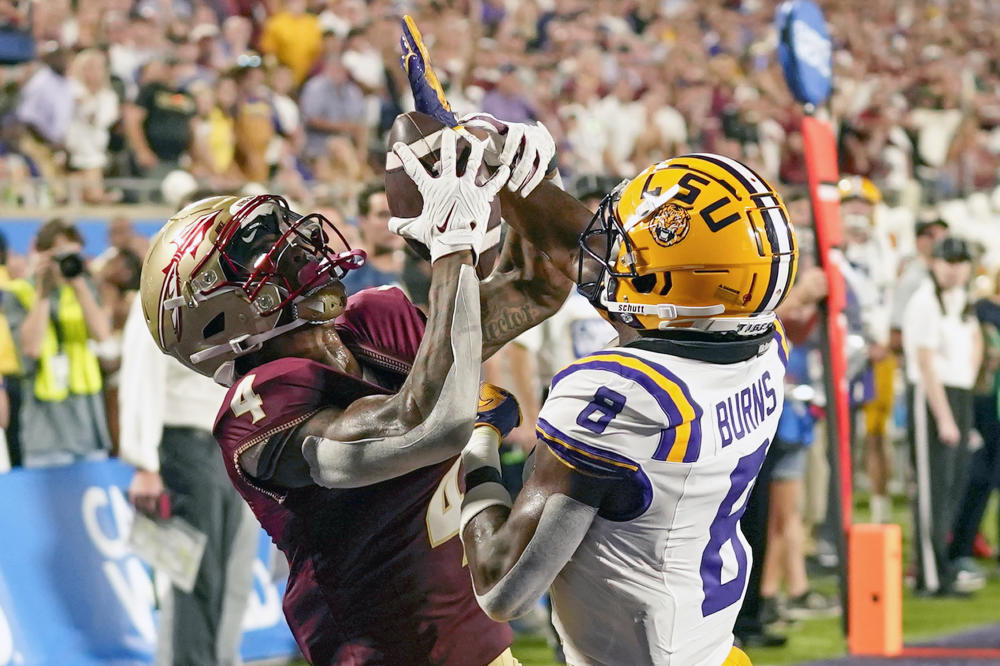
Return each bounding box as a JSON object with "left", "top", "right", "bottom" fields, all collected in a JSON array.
[
  {"left": 578, "top": 153, "right": 798, "bottom": 335},
  {"left": 140, "top": 194, "right": 366, "bottom": 384}
]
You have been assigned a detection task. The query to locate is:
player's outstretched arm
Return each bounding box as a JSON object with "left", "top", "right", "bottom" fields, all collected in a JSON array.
[
  {"left": 288, "top": 132, "right": 510, "bottom": 488},
  {"left": 480, "top": 226, "right": 572, "bottom": 359},
  {"left": 462, "top": 438, "right": 610, "bottom": 620},
  {"left": 460, "top": 114, "right": 595, "bottom": 282},
  {"left": 459, "top": 391, "right": 612, "bottom": 620},
  {"left": 397, "top": 20, "right": 592, "bottom": 284}
]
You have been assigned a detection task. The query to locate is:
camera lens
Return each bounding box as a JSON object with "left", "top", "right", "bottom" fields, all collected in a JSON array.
[{"left": 57, "top": 253, "right": 84, "bottom": 278}]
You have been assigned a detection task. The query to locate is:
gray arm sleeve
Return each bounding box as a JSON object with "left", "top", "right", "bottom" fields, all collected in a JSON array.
[
  {"left": 469, "top": 494, "right": 597, "bottom": 622},
  {"left": 300, "top": 264, "right": 482, "bottom": 488}
]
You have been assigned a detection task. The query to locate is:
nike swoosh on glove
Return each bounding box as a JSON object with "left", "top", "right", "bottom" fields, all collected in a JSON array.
[
  {"left": 459, "top": 112, "right": 558, "bottom": 196},
  {"left": 388, "top": 128, "right": 510, "bottom": 263},
  {"left": 400, "top": 15, "right": 458, "bottom": 127},
  {"left": 475, "top": 383, "right": 523, "bottom": 440}
]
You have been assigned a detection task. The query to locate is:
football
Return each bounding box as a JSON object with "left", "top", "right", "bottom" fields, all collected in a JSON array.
[{"left": 385, "top": 111, "right": 503, "bottom": 278}]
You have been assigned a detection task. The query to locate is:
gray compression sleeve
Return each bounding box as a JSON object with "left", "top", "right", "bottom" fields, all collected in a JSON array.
[
  {"left": 300, "top": 264, "right": 482, "bottom": 488},
  {"left": 467, "top": 494, "right": 597, "bottom": 621}
]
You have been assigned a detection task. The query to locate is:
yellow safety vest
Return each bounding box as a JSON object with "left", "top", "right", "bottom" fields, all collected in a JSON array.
[
  {"left": 0, "top": 267, "right": 21, "bottom": 376},
  {"left": 5, "top": 279, "right": 103, "bottom": 401}
]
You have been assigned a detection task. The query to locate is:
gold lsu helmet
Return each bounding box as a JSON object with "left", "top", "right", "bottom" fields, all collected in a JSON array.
[
  {"left": 140, "top": 194, "right": 366, "bottom": 383},
  {"left": 578, "top": 154, "right": 798, "bottom": 335},
  {"left": 838, "top": 175, "right": 881, "bottom": 205}
]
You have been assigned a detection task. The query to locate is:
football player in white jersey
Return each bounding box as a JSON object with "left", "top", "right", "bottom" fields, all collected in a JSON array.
[{"left": 460, "top": 154, "right": 798, "bottom": 665}]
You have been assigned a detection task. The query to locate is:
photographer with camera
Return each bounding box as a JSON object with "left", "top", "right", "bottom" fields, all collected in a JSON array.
[{"left": 1, "top": 218, "right": 112, "bottom": 467}]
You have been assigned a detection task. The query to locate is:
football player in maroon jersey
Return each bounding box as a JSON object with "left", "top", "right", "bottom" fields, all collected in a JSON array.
[{"left": 138, "top": 122, "right": 593, "bottom": 664}]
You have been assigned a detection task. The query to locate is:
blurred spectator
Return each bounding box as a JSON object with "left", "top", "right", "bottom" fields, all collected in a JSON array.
[
  {"left": 231, "top": 54, "right": 276, "bottom": 183},
  {"left": 0, "top": 230, "right": 21, "bottom": 467},
  {"left": 340, "top": 183, "right": 403, "bottom": 293},
  {"left": 889, "top": 219, "right": 950, "bottom": 352},
  {"left": 94, "top": 215, "right": 145, "bottom": 334},
  {"left": 903, "top": 236, "right": 982, "bottom": 596},
  {"left": 93, "top": 215, "right": 143, "bottom": 454},
  {"left": 65, "top": 48, "right": 120, "bottom": 204},
  {"left": 1, "top": 218, "right": 112, "bottom": 467},
  {"left": 189, "top": 76, "right": 242, "bottom": 188},
  {"left": 15, "top": 42, "right": 72, "bottom": 202},
  {"left": 266, "top": 64, "right": 304, "bottom": 173},
  {"left": 217, "top": 14, "right": 252, "bottom": 70},
  {"left": 759, "top": 339, "right": 839, "bottom": 623},
  {"left": 839, "top": 177, "right": 898, "bottom": 523},
  {"left": 299, "top": 54, "right": 367, "bottom": 188},
  {"left": 124, "top": 58, "right": 196, "bottom": 182},
  {"left": 949, "top": 274, "right": 1000, "bottom": 572},
  {"left": 482, "top": 63, "right": 537, "bottom": 124},
  {"left": 259, "top": 0, "right": 322, "bottom": 86},
  {"left": 736, "top": 265, "right": 828, "bottom": 648}
]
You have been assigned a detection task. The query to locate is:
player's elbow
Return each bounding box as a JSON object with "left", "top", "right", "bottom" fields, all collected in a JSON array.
[
  {"left": 477, "top": 579, "right": 539, "bottom": 622},
  {"left": 302, "top": 436, "right": 376, "bottom": 489}
]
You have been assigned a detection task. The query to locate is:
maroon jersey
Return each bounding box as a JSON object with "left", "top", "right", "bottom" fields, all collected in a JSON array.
[{"left": 213, "top": 287, "right": 511, "bottom": 665}]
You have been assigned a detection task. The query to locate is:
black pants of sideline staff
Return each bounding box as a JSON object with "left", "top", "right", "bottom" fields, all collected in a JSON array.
[
  {"left": 908, "top": 383, "right": 973, "bottom": 594},
  {"left": 157, "top": 426, "right": 257, "bottom": 666},
  {"left": 950, "top": 393, "right": 1000, "bottom": 561},
  {"left": 734, "top": 447, "right": 779, "bottom": 641}
]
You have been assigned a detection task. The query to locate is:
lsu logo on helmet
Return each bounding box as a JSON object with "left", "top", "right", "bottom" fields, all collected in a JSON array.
[
  {"left": 650, "top": 204, "right": 691, "bottom": 248},
  {"left": 578, "top": 153, "right": 798, "bottom": 334}
]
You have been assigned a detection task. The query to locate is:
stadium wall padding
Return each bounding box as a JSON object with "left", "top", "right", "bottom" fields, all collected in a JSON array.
[{"left": 0, "top": 459, "right": 299, "bottom": 665}]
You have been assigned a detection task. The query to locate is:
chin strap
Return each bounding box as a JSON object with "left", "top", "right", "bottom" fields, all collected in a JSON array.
[
  {"left": 599, "top": 291, "right": 776, "bottom": 335},
  {"left": 187, "top": 282, "right": 347, "bottom": 368},
  {"left": 188, "top": 317, "right": 312, "bottom": 366},
  {"left": 600, "top": 291, "right": 726, "bottom": 320}
]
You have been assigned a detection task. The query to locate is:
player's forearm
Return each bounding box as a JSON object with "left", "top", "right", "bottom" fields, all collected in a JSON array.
[
  {"left": 462, "top": 492, "right": 594, "bottom": 622},
  {"left": 400, "top": 252, "right": 481, "bottom": 421},
  {"left": 302, "top": 257, "right": 483, "bottom": 487},
  {"left": 498, "top": 183, "right": 593, "bottom": 282},
  {"left": 480, "top": 231, "right": 572, "bottom": 359},
  {"left": 463, "top": 507, "right": 517, "bottom": 588}
]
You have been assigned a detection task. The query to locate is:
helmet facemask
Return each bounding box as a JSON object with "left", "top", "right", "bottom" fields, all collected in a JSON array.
[
  {"left": 169, "top": 195, "right": 367, "bottom": 380},
  {"left": 212, "top": 195, "right": 365, "bottom": 317},
  {"left": 577, "top": 183, "right": 727, "bottom": 331}
]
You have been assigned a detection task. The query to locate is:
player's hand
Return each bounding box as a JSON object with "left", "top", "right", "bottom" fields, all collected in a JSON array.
[
  {"left": 388, "top": 129, "right": 509, "bottom": 264},
  {"left": 937, "top": 416, "right": 960, "bottom": 447},
  {"left": 458, "top": 112, "right": 557, "bottom": 196},
  {"left": 399, "top": 15, "right": 458, "bottom": 128},
  {"left": 128, "top": 468, "right": 166, "bottom": 518},
  {"left": 475, "top": 383, "right": 522, "bottom": 440}
]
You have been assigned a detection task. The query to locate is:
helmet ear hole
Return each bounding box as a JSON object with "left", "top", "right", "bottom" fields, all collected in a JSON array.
[
  {"left": 632, "top": 274, "right": 657, "bottom": 294},
  {"left": 659, "top": 272, "right": 672, "bottom": 296},
  {"left": 203, "top": 312, "right": 226, "bottom": 340}
]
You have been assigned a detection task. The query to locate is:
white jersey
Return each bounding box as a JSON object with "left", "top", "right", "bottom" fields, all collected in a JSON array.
[{"left": 536, "top": 325, "right": 789, "bottom": 666}]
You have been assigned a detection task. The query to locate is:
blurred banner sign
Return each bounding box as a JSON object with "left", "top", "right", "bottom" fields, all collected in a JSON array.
[
  {"left": 777, "top": 0, "right": 834, "bottom": 106},
  {"left": 0, "top": 460, "right": 299, "bottom": 665}
]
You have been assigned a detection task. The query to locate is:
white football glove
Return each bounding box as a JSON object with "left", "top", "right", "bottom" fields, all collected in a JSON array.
[
  {"left": 389, "top": 129, "right": 510, "bottom": 264},
  {"left": 459, "top": 112, "right": 557, "bottom": 197}
]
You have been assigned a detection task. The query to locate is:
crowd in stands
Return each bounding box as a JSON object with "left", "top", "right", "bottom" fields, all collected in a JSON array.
[
  {"left": 2, "top": 0, "right": 1000, "bottom": 660},
  {"left": 0, "top": 0, "right": 997, "bottom": 210}
]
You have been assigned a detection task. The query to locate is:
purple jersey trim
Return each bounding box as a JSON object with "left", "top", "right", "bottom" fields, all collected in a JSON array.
[
  {"left": 773, "top": 318, "right": 790, "bottom": 368},
  {"left": 551, "top": 351, "right": 704, "bottom": 463},
  {"left": 537, "top": 417, "right": 653, "bottom": 522}
]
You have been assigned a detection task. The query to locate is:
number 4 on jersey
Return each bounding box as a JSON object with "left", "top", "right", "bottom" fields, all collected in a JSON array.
[{"left": 231, "top": 374, "right": 266, "bottom": 423}]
